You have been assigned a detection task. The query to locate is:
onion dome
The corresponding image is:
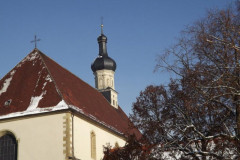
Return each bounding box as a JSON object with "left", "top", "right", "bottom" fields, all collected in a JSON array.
[
  {"left": 91, "top": 25, "right": 117, "bottom": 72},
  {"left": 91, "top": 56, "right": 116, "bottom": 72}
]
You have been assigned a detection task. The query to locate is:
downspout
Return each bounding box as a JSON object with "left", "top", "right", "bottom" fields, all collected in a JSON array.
[
  {"left": 70, "top": 112, "right": 81, "bottom": 160},
  {"left": 72, "top": 113, "right": 75, "bottom": 159},
  {"left": 68, "top": 112, "right": 81, "bottom": 160},
  {"left": 69, "top": 112, "right": 80, "bottom": 160},
  {"left": 70, "top": 113, "right": 81, "bottom": 160}
]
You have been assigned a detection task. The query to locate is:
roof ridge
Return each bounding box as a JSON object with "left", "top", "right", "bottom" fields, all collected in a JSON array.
[{"left": 36, "top": 49, "right": 69, "bottom": 109}]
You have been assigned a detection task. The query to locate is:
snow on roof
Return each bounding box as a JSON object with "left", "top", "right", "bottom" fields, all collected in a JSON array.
[
  {"left": 0, "top": 70, "right": 16, "bottom": 96},
  {"left": 27, "top": 91, "right": 47, "bottom": 111},
  {"left": 0, "top": 101, "right": 68, "bottom": 120}
]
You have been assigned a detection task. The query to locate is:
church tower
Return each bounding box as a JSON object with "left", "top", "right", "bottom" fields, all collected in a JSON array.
[{"left": 91, "top": 25, "right": 118, "bottom": 108}]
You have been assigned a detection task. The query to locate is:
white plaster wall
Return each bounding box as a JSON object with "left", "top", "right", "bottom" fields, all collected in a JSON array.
[
  {"left": 94, "top": 70, "right": 115, "bottom": 90},
  {"left": 0, "top": 113, "right": 66, "bottom": 160},
  {"left": 94, "top": 69, "right": 119, "bottom": 108},
  {"left": 74, "top": 116, "right": 126, "bottom": 160},
  {"left": 0, "top": 112, "right": 126, "bottom": 160}
]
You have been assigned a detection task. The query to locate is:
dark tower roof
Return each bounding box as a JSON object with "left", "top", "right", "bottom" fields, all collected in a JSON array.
[{"left": 91, "top": 25, "right": 116, "bottom": 72}]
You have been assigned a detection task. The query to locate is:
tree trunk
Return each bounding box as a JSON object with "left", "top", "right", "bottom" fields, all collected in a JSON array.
[
  {"left": 202, "top": 140, "right": 207, "bottom": 160},
  {"left": 237, "top": 104, "right": 240, "bottom": 160}
]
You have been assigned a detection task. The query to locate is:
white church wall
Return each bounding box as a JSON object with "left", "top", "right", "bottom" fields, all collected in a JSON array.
[
  {"left": 0, "top": 113, "right": 67, "bottom": 160},
  {"left": 0, "top": 112, "right": 126, "bottom": 160},
  {"left": 74, "top": 115, "right": 126, "bottom": 160}
]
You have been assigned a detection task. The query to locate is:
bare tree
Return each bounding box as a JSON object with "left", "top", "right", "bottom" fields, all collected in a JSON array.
[
  {"left": 104, "top": 1, "right": 240, "bottom": 159},
  {"left": 152, "top": 1, "right": 240, "bottom": 159},
  {"left": 130, "top": 82, "right": 238, "bottom": 159}
]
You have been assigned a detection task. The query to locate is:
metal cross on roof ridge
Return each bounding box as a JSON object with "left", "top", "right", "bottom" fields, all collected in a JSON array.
[{"left": 31, "top": 34, "right": 41, "bottom": 48}]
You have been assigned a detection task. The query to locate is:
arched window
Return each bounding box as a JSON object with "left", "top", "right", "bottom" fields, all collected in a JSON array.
[
  {"left": 90, "top": 132, "right": 96, "bottom": 160},
  {"left": 0, "top": 134, "right": 17, "bottom": 160}
]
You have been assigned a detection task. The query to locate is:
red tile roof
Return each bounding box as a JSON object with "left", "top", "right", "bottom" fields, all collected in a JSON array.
[{"left": 0, "top": 49, "right": 140, "bottom": 138}]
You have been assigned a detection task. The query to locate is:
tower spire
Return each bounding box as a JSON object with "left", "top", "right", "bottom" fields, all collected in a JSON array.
[
  {"left": 97, "top": 21, "right": 108, "bottom": 57},
  {"left": 91, "top": 25, "right": 118, "bottom": 108},
  {"left": 101, "top": 17, "right": 104, "bottom": 35}
]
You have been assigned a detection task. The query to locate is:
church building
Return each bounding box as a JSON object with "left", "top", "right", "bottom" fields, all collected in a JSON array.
[{"left": 0, "top": 26, "right": 140, "bottom": 160}]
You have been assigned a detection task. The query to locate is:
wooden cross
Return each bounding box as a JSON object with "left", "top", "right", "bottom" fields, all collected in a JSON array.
[{"left": 31, "top": 34, "right": 41, "bottom": 48}]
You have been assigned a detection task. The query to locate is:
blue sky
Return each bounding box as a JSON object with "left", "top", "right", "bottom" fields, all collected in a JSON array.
[{"left": 0, "top": 0, "right": 234, "bottom": 115}]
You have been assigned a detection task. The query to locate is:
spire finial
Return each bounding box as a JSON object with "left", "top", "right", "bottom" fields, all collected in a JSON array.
[
  {"left": 101, "top": 17, "right": 104, "bottom": 35},
  {"left": 31, "top": 33, "right": 41, "bottom": 48}
]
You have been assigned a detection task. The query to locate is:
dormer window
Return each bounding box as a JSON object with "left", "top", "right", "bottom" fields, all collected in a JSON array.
[{"left": 4, "top": 99, "right": 12, "bottom": 106}]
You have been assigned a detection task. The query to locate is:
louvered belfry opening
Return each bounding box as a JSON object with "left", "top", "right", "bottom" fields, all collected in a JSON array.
[{"left": 0, "top": 134, "right": 17, "bottom": 160}]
